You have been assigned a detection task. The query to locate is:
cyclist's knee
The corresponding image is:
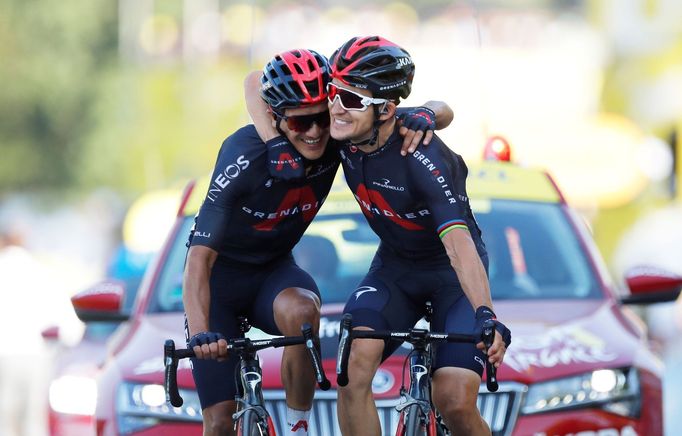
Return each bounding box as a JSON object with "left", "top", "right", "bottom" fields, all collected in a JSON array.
[
  {"left": 433, "top": 394, "right": 475, "bottom": 422},
  {"left": 202, "top": 403, "right": 235, "bottom": 436},
  {"left": 341, "top": 336, "right": 383, "bottom": 392},
  {"left": 274, "top": 288, "right": 320, "bottom": 330},
  {"left": 432, "top": 368, "right": 481, "bottom": 424}
]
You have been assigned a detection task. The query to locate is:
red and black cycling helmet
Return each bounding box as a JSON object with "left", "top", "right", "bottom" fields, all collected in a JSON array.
[
  {"left": 260, "top": 49, "right": 330, "bottom": 111},
  {"left": 329, "top": 36, "right": 415, "bottom": 101}
]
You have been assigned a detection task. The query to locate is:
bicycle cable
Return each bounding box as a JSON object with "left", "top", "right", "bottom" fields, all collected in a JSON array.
[{"left": 400, "top": 348, "right": 417, "bottom": 393}]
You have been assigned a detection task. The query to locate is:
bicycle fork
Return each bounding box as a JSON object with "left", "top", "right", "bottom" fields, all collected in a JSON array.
[
  {"left": 233, "top": 356, "right": 270, "bottom": 425},
  {"left": 396, "top": 347, "right": 437, "bottom": 435}
]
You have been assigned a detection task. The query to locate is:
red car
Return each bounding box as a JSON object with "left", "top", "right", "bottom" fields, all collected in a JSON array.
[{"left": 75, "top": 158, "right": 682, "bottom": 436}]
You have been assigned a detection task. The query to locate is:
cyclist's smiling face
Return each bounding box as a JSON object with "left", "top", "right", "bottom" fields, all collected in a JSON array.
[
  {"left": 328, "top": 79, "right": 377, "bottom": 143},
  {"left": 277, "top": 101, "right": 330, "bottom": 161}
]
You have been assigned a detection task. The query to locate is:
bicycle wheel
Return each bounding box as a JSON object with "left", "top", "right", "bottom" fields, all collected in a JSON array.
[
  {"left": 236, "top": 409, "right": 271, "bottom": 436},
  {"left": 397, "top": 405, "right": 437, "bottom": 436}
]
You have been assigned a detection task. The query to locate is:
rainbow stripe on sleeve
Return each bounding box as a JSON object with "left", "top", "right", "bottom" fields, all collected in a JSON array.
[{"left": 437, "top": 219, "right": 468, "bottom": 238}]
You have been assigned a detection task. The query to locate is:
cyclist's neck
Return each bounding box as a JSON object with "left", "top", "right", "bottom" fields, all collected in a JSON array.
[{"left": 355, "top": 117, "right": 396, "bottom": 154}]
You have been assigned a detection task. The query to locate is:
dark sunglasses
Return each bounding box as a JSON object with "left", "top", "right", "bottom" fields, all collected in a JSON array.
[
  {"left": 275, "top": 109, "right": 330, "bottom": 132},
  {"left": 327, "top": 82, "right": 388, "bottom": 111}
]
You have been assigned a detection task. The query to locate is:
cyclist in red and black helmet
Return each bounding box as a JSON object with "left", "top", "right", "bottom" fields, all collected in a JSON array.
[
  {"left": 261, "top": 49, "right": 329, "bottom": 110},
  {"left": 184, "top": 48, "right": 336, "bottom": 436},
  {"left": 329, "top": 35, "right": 416, "bottom": 147},
  {"left": 328, "top": 36, "right": 511, "bottom": 436},
  {"left": 185, "top": 47, "right": 452, "bottom": 436}
]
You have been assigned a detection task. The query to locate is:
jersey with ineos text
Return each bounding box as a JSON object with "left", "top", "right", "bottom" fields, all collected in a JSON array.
[
  {"left": 190, "top": 125, "right": 339, "bottom": 264},
  {"left": 339, "top": 128, "right": 485, "bottom": 265}
]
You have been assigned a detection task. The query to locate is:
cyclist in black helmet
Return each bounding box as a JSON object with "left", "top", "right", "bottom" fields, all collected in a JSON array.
[
  {"left": 328, "top": 36, "right": 512, "bottom": 436},
  {"left": 185, "top": 48, "right": 452, "bottom": 436}
]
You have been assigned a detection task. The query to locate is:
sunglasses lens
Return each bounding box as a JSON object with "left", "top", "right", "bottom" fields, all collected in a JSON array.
[
  {"left": 328, "top": 83, "right": 365, "bottom": 110},
  {"left": 286, "top": 110, "right": 330, "bottom": 132}
]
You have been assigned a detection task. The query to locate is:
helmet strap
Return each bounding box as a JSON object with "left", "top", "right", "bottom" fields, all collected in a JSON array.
[{"left": 272, "top": 111, "right": 287, "bottom": 138}]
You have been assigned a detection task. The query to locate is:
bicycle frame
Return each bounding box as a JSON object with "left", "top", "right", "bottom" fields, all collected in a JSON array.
[
  {"left": 231, "top": 345, "right": 274, "bottom": 435},
  {"left": 395, "top": 334, "right": 439, "bottom": 436}
]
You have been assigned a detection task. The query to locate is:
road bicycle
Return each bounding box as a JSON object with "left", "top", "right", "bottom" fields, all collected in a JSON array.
[
  {"left": 164, "top": 317, "right": 330, "bottom": 436},
  {"left": 336, "top": 306, "right": 498, "bottom": 436}
]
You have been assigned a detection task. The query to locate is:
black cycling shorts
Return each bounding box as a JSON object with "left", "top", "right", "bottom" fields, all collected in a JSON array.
[
  {"left": 185, "top": 254, "right": 320, "bottom": 409},
  {"left": 343, "top": 252, "right": 489, "bottom": 376}
]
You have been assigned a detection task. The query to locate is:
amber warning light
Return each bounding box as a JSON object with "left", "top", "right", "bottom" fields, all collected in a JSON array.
[{"left": 483, "top": 135, "right": 512, "bottom": 162}]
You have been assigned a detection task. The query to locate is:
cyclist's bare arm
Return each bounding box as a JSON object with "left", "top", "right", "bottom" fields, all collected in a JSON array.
[
  {"left": 243, "top": 70, "right": 453, "bottom": 154},
  {"left": 441, "top": 228, "right": 507, "bottom": 366},
  {"left": 182, "top": 244, "right": 227, "bottom": 360},
  {"left": 244, "top": 71, "right": 279, "bottom": 142}
]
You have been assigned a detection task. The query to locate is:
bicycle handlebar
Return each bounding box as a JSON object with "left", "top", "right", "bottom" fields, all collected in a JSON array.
[
  {"left": 301, "top": 323, "right": 331, "bottom": 391},
  {"left": 164, "top": 328, "right": 330, "bottom": 407},
  {"left": 335, "top": 314, "right": 499, "bottom": 392}
]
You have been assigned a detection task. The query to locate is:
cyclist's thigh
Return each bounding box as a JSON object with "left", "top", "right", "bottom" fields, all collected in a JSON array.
[
  {"left": 186, "top": 262, "right": 261, "bottom": 409},
  {"left": 343, "top": 255, "right": 422, "bottom": 360},
  {"left": 185, "top": 310, "right": 241, "bottom": 409},
  {"left": 430, "top": 272, "right": 486, "bottom": 376},
  {"left": 248, "top": 255, "right": 320, "bottom": 335}
]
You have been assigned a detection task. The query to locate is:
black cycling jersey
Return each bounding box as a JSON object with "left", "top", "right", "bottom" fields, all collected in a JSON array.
[
  {"left": 190, "top": 125, "right": 339, "bottom": 264},
  {"left": 338, "top": 127, "right": 486, "bottom": 265}
]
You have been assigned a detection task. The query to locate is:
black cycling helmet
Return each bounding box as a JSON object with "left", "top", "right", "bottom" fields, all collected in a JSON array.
[
  {"left": 260, "top": 49, "right": 330, "bottom": 111},
  {"left": 329, "top": 36, "right": 415, "bottom": 101}
]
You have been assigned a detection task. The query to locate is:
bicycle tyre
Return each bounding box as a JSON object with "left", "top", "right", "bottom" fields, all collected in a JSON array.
[
  {"left": 236, "top": 409, "right": 270, "bottom": 436},
  {"left": 398, "top": 405, "right": 437, "bottom": 436}
]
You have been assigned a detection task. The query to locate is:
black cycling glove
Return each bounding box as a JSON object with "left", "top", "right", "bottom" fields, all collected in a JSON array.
[
  {"left": 474, "top": 306, "right": 512, "bottom": 347},
  {"left": 266, "top": 136, "right": 305, "bottom": 180},
  {"left": 188, "top": 331, "right": 226, "bottom": 348},
  {"left": 398, "top": 107, "right": 437, "bottom": 134}
]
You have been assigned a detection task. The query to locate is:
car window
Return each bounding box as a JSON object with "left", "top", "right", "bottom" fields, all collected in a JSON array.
[
  {"left": 151, "top": 200, "right": 601, "bottom": 313},
  {"left": 475, "top": 200, "right": 600, "bottom": 300},
  {"left": 152, "top": 218, "right": 194, "bottom": 313},
  {"left": 293, "top": 214, "right": 379, "bottom": 304}
]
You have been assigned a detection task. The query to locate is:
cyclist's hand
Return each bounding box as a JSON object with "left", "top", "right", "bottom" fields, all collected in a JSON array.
[
  {"left": 480, "top": 328, "right": 510, "bottom": 368},
  {"left": 397, "top": 107, "right": 437, "bottom": 155},
  {"left": 189, "top": 331, "right": 228, "bottom": 361},
  {"left": 474, "top": 306, "right": 511, "bottom": 368}
]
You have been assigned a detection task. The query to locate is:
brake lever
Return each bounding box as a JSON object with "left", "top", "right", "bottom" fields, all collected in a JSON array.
[{"left": 481, "top": 320, "right": 499, "bottom": 392}]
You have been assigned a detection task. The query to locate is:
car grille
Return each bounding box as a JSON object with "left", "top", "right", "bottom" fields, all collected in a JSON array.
[{"left": 264, "top": 382, "right": 524, "bottom": 436}]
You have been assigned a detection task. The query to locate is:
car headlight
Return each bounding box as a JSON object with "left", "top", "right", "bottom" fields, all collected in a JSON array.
[
  {"left": 49, "top": 375, "right": 98, "bottom": 416},
  {"left": 117, "top": 382, "right": 202, "bottom": 434},
  {"left": 521, "top": 367, "right": 640, "bottom": 417}
]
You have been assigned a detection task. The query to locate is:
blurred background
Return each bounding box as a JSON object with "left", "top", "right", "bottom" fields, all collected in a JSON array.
[{"left": 1, "top": 0, "right": 681, "bottom": 434}]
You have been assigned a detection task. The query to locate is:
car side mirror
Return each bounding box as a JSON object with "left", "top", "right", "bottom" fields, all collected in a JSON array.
[
  {"left": 71, "top": 280, "right": 130, "bottom": 322},
  {"left": 621, "top": 265, "right": 682, "bottom": 305}
]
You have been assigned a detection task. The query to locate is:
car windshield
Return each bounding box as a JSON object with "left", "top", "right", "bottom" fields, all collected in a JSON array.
[{"left": 151, "top": 199, "right": 600, "bottom": 313}]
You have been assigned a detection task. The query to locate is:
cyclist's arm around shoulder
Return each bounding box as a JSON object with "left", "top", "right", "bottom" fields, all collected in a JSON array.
[
  {"left": 396, "top": 100, "right": 453, "bottom": 153},
  {"left": 421, "top": 100, "right": 454, "bottom": 130},
  {"left": 244, "top": 70, "right": 279, "bottom": 142}
]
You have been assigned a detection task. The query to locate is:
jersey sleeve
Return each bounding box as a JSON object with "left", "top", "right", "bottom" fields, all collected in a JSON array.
[
  {"left": 406, "top": 137, "right": 470, "bottom": 239},
  {"left": 190, "top": 128, "right": 259, "bottom": 250}
]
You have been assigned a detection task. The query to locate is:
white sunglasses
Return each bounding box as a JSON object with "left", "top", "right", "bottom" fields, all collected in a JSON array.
[{"left": 327, "top": 82, "right": 388, "bottom": 111}]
